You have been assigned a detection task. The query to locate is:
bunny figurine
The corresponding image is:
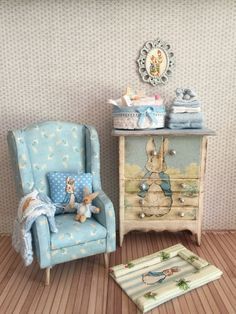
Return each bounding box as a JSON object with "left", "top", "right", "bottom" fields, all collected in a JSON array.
[
  {"left": 138, "top": 137, "right": 173, "bottom": 217},
  {"left": 74, "top": 187, "right": 100, "bottom": 223}
]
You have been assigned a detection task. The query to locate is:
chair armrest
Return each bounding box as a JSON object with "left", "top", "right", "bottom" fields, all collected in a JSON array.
[
  {"left": 32, "top": 215, "right": 51, "bottom": 268},
  {"left": 93, "top": 190, "right": 116, "bottom": 252}
]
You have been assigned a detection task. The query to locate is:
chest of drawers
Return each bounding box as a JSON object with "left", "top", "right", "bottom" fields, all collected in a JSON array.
[{"left": 112, "top": 128, "right": 215, "bottom": 246}]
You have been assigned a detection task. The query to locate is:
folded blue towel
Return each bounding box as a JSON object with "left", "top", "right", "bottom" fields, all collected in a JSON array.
[
  {"left": 172, "top": 100, "right": 200, "bottom": 107},
  {"left": 167, "top": 121, "right": 203, "bottom": 129},
  {"left": 167, "top": 112, "right": 203, "bottom": 123}
]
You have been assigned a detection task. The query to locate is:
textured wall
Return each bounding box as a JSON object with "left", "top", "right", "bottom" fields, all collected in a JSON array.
[{"left": 0, "top": 0, "right": 235, "bottom": 233}]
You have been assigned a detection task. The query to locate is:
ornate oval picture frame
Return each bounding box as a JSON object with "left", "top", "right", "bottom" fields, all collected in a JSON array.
[{"left": 137, "top": 39, "right": 175, "bottom": 86}]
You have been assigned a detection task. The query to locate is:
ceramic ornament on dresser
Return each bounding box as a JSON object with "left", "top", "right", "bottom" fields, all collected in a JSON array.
[{"left": 112, "top": 128, "right": 215, "bottom": 246}]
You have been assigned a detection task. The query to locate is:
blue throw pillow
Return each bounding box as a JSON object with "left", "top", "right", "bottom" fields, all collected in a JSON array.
[{"left": 47, "top": 172, "right": 93, "bottom": 206}]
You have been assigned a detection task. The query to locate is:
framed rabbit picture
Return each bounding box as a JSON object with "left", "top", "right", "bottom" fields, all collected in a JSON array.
[{"left": 137, "top": 38, "right": 175, "bottom": 86}]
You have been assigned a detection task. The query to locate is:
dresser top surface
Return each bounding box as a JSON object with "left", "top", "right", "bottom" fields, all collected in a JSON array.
[{"left": 112, "top": 128, "right": 215, "bottom": 136}]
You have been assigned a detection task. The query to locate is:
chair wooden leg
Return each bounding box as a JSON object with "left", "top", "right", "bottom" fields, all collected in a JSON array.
[
  {"left": 196, "top": 232, "right": 201, "bottom": 246},
  {"left": 45, "top": 267, "right": 50, "bottom": 286},
  {"left": 103, "top": 253, "right": 109, "bottom": 269}
]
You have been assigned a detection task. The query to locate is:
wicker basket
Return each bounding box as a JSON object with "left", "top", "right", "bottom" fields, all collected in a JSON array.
[{"left": 112, "top": 105, "right": 165, "bottom": 130}]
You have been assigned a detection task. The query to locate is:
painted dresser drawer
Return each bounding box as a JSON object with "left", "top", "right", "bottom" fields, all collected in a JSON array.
[
  {"left": 124, "top": 178, "right": 199, "bottom": 218},
  {"left": 124, "top": 136, "right": 201, "bottom": 179},
  {"left": 124, "top": 179, "right": 200, "bottom": 194},
  {"left": 125, "top": 192, "right": 199, "bottom": 208},
  {"left": 125, "top": 206, "right": 197, "bottom": 220},
  {"left": 165, "top": 136, "right": 201, "bottom": 178}
]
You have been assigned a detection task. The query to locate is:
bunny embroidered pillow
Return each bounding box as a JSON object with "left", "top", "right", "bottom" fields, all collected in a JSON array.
[{"left": 47, "top": 172, "right": 92, "bottom": 214}]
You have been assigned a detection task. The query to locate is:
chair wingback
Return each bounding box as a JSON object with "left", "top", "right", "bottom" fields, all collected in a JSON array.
[
  {"left": 8, "top": 121, "right": 101, "bottom": 196},
  {"left": 85, "top": 125, "right": 101, "bottom": 191}
]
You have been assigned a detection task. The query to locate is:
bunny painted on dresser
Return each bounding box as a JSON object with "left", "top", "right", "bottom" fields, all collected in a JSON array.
[{"left": 138, "top": 137, "right": 173, "bottom": 217}]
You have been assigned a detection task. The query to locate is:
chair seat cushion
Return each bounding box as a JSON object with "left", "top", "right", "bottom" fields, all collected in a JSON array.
[{"left": 50, "top": 214, "right": 107, "bottom": 250}]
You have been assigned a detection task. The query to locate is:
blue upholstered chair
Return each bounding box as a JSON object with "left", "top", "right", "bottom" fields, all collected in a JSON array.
[{"left": 7, "top": 121, "right": 116, "bottom": 284}]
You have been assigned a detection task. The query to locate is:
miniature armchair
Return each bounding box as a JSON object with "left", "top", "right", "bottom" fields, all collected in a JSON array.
[{"left": 7, "top": 121, "right": 116, "bottom": 284}]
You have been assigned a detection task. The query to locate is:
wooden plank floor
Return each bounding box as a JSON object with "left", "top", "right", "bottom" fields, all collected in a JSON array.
[{"left": 0, "top": 231, "right": 235, "bottom": 314}]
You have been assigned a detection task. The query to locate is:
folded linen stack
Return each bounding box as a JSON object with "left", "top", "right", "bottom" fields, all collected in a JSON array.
[{"left": 167, "top": 88, "right": 203, "bottom": 129}]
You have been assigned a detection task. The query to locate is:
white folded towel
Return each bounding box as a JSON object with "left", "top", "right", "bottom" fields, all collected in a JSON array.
[{"left": 171, "top": 106, "right": 201, "bottom": 113}]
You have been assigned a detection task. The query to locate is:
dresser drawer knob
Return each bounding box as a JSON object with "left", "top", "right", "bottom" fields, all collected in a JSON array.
[
  {"left": 139, "top": 183, "right": 149, "bottom": 192},
  {"left": 180, "top": 183, "right": 187, "bottom": 189},
  {"left": 139, "top": 212, "right": 146, "bottom": 219},
  {"left": 179, "top": 197, "right": 185, "bottom": 203},
  {"left": 179, "top": 212, "right": 185, "bottom": 217},
  {"left": 169, "top": 149, "right": 176, "bottom": 156}
]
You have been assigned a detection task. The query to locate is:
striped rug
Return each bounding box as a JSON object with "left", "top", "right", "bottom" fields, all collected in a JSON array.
[{"left": 110, "top": 244, "right": 222, "bottom": 313}]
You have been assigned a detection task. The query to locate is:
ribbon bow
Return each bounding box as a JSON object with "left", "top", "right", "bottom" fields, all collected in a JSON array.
[{"left": 136, "top": 107, "right": 158, "bottom": 128}]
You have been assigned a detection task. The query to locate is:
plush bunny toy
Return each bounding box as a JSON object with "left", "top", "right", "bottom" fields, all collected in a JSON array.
[{"left": 74, "top": 187, "right": 100, "bottom": 223}]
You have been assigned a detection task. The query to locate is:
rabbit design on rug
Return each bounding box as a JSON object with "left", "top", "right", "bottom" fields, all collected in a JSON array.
[{"left": 138, "top": 137, "right": 173, "bottom": 217}]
